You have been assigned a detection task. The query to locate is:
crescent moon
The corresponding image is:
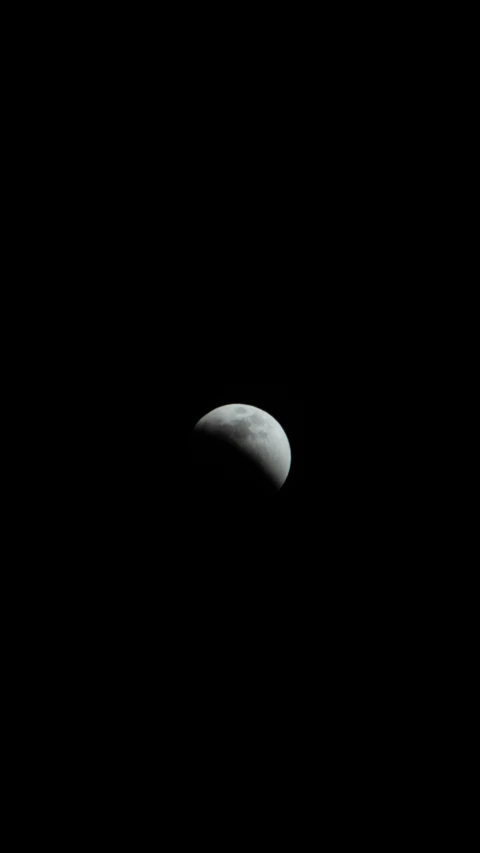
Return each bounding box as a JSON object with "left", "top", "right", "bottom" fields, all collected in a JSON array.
[{"left": 192, "top": 403, "right": 291, "bottom": 490}]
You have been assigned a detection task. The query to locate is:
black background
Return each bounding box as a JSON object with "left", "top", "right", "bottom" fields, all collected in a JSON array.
[{"left": 26, "top": 12, "right": 436, "bottom": 806}]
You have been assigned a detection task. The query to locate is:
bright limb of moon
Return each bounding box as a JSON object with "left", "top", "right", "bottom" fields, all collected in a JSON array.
[{"left": 193, "top": 403, "right": 291, "bottom": 490}]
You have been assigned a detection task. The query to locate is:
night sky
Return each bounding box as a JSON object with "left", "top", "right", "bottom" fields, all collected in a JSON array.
[{"left": 30, "top": 11, "right": 432, "bottom": 814}]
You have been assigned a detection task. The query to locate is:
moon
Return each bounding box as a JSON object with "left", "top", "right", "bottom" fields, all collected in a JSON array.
[{"left": 191, "top": 403, "right": 291, "bottom": 492}]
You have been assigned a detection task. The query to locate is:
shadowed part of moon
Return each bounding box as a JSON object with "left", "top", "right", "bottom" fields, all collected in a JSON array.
[{"left": 190, "top": 430, "right": 277, "bottom": 499}]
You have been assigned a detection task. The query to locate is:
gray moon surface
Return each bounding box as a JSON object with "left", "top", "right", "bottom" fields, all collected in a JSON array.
[{"left": 193, "top": 403, "right": 291, "bottom": 490}]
